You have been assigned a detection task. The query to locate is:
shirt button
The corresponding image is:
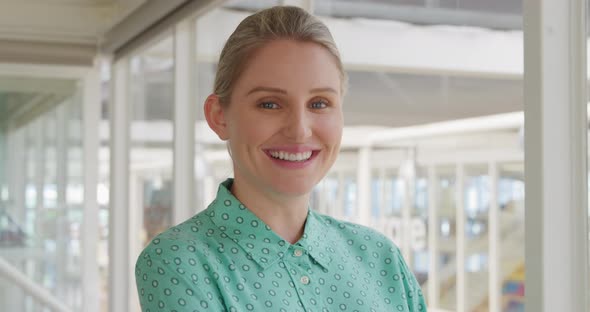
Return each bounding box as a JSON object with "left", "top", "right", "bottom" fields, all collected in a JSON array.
[
  {"left": 293, "top": 249, "right": 303, "bottom": 257},
  {"left": 300, "top": 276, "right": 310, "bottom": 285}
]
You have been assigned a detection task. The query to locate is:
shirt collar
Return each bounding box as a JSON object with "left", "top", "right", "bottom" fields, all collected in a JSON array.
[{"left": 207, "top": 179, "right": 333, "bottom": 270}]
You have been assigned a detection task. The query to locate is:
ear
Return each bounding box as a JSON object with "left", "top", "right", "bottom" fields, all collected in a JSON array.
[{"left": 204, "top": 94, "right": 230, "bottom": 141}]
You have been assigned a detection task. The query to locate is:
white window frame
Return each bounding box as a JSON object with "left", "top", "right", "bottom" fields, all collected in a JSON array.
[
  {"left": 523, "top": 0, "right": 589, "bottom": 311},
  {"left": 0, "top": 62, "right": 101, "bottom": 312}
]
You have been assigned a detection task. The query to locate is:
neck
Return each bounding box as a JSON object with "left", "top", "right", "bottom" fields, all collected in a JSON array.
[{"left": 230, "top": 177, "right": 310, "bottom": 244}]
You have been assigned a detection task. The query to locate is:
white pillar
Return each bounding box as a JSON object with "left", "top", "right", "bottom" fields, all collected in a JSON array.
[
  {"left": 3, "top": 130, "right": 10, "bottom": 214},
  {"left": 33, "top": 117, "right": 45, "bottom": 312},
  {"left": 0, "top": 126, "right": 5, "bottom": 203},
  {"left": 455, "top": 164, "right": 465, "bottom": 312},
  {"left": 126, "top": 55, "right": 146, "bottom": 312},
  {"left": 34, "top": 118, "right": 45, "bottom": 236},
  {"left": 357, "top": 146, "right": 372, "bottom": 226},
  {"left": 378, "top": 168, "right": 386, "bottom": 222},
  {"left": 173, "top": 20, "right": 196, "bottom": 225},
  {"left": 5, "top": 127, "right": 25, "bottom": 312},
  {"left": 318, "top": 178, "right": 327, "bottom": 214},
  {"left": 109, "top": 57, "right": 131, "bottom": 312},
  {"left": 54, "top": 99, "right": 68, "bottom": 301},
  {"left": 427, "top": 165, "right": 438, "bottom": 309},
  {"left": 81, "top": 61, "right": 100, "bottom": 312},
  {"left": 488, "top": 162, "right": 500, "bottom": 312},
  {"left": 336, "top": 171, "right": 345, "bottom": 220},
  {"left": 12, "top": 129, "right": 25, "bottom": 226},
  {"left": 400, "top": 152, "right": 415, "bottom": 267},
  {"left": 193, "top": 19, "right": 206, "bottom": 214},
  {"left": 524, "top": 0, "right": 589, "bottom": 311},
  {"left": 127, "top": 171, "right": 143, "bottom": 312}
]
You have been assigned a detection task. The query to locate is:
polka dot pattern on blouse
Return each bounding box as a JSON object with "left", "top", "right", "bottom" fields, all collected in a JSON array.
[{"left": 135, "top": 179, "right": 427, "bottom": 311}]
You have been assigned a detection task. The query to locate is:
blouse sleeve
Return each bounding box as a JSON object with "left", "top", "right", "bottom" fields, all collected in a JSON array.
[
  {"left": 135, "top": 246, "right": 225, "bottom": 311},
  {"left": 396, "top": 249, "right": 428, "bottom": 312}
]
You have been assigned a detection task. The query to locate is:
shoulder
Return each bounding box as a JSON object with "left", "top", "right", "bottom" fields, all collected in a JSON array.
[
  {"left": 135, "top": 207, "right": 218, "bottom": 270},
  {"left": 311, "top": 211, "right": 401, "bottom": 254},
  {"left": 134, "top": 208, "right": 228, "bottom": 310}
]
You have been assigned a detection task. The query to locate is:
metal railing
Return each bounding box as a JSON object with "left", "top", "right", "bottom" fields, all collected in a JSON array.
[{"left": 0, "top": 256, "right": 73, "bottom": 312}]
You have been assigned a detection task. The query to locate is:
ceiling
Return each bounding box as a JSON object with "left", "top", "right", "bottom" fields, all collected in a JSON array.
[
  {"left": 0, "top": 0, "right": 143, "bottom": 128},
  {"left": 324, "top": 0, "right": 523, "bottom": 15},
  {"left": 0, "top": 0, "right": 524, "bottom": 131},
  {"left": 0, "top": 0, "right": 146, "bottom": 45},
  {"left": 0, "top": 76, "right": 77, "bottom": 129},
  {"left": 227, "top": 0, "right": 523, "bottom": 30}
]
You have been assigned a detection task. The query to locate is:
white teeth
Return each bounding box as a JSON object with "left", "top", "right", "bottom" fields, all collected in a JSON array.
[{"left": 269, "top": 151, "right": 313, "bottom": 162}]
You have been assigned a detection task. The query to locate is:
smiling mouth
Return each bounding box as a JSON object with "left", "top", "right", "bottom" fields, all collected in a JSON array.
[{"left": 268, "top": 150, "right": 313, "bottom": 162}]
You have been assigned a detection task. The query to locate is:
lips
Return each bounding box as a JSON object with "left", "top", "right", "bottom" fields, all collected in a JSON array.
[
  {"left": 268, "top": 150, "right": 313, "bottom": 162},
  {"left": 263, "top": 147, "right": 320, "bottom": 168}
]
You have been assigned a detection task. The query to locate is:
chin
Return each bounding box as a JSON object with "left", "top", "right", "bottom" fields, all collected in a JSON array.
[{"left": 268, "top": 177, "right": 319, "bottom": 197}]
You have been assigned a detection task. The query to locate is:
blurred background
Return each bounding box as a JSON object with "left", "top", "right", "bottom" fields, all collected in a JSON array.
[{"left": 1, "top": 0, "right": 581, "bottom": 311}]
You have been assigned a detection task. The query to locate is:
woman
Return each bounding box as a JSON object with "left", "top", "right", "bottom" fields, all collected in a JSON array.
[{"left": 136, "top": 6, "right": 427, "bottom": 312}]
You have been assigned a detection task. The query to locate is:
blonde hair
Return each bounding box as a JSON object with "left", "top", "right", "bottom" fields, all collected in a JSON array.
[{"left": 214, "top": 5, "right": 348, "bottom": 106}]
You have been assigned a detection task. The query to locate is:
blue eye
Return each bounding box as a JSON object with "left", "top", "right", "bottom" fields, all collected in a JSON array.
[
  {"left": 260, "top": 102, "right": 279, "bottom": 109},
  {"left": 310, "top": 100, "right": 328, "bottom": 109}
]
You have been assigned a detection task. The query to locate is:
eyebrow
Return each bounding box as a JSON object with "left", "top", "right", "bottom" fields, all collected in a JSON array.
[
  {"left": 310, "top": 87, "right": 338, "bottom": 94},
  {"left": 247, "top": 86, "right": 287, "bottom": 95},
  {"left": 246, "top": 86, "right": 338, "bottom": 95}
]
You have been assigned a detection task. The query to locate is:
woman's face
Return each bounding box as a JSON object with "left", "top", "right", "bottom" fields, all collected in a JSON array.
[{"left": 219, "top": 39, "right": 343, "bottom": 197}]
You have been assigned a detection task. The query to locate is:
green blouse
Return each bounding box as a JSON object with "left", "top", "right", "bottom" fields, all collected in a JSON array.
[{"left": 135, "top": 179, "right": 427, "bottom": 311}]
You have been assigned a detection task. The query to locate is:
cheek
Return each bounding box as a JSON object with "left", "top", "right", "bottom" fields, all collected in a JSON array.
[
  {"left": 316, "top": 114, "right": 343, "bottom": 146},
  {"left": 228, "top": 116, "right": 273, "bottom": 146}
]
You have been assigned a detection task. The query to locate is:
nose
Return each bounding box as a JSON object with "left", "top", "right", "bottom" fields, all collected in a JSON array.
[{"left": 282, "top": 105, "right": 312, "bottom": 142}]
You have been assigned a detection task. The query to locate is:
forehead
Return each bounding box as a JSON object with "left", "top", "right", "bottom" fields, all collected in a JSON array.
[{"left": 233, "top": 39, "right": 342, "bottom": 93}]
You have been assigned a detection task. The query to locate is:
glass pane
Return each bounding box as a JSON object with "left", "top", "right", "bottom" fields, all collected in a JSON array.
[
  {"left": 0, "top": 75, "right": 84, "bottom": 311},
  {"left": 413, "top": 166, "right": 429, "bottom": 300},
  {"left": 316, "top": 1, "right": 524, "bottom": 311},
  {"left": 587, "top": 0, "right": 590, "bottom": 308},
  {"left": 64, "top": 94, "right": 85, "bottom": 311},
  {"left": 498, "top": 163, "right": 525, "bottom": 312},
  {"left": 437, "top": 166, "right": 457, "bottom": 311},
  {"left": 464, "top": 165, "right": 490, "bottom": 312},
  {"left": 129, "top": 35, "right": 175, "bottom": 246},
  {"left": 342, "top": 173, "right": 358, "bottom": 221},
  {"left": 311, "top": 173, "right": 340, "bottom": 216},
  {"left": 97, "top": 71, "right": 110, "bottom": 312},
  {"left": 371, "top": 166, "right": 405, "bottom": 253},
  {"left": 371, "top": 169, "right": 383, "bottom": 221}
]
